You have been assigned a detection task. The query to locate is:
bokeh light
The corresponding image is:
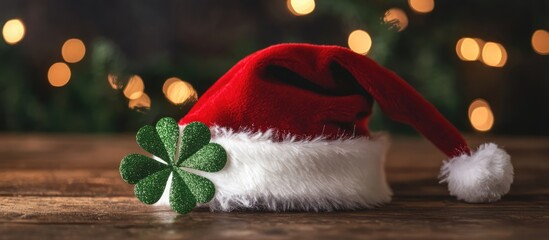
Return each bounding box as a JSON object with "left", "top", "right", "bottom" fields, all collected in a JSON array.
[
  {"left": 468, "top": 99, "right": 494, "bottom": 132},
  {"left": 107, "top": 74, "right": 123, "bottom": 90},
  {"left": 481, "top": 42, "right": 507, "bottom": 67},
  {"left": 123, "top": 75, "right": 145, "bottom": 100},
  {"left": 128, "top": 92, "right": 151, "bottom": 110},
  {"left": 383, "top": 8, "right": 408, "bottom": 32},
  {"left": 348, "top": 30, "right": 372, "bottom": 55},
  {"left": 162, "top": 77, "right": 182, "bottom": 95},
  {"left": 495, "top": 44, "right": 508, "bottom": 67},
  {"left": 2, "top": 19, "right": 25, "bottom": 45},
  {"left": 61, "top": 38, "right": 86, "bottom": 63},
  {"left": 456, "top": 38, "right": 482, "bottom": 61},
  {"left": 468, "top": 98, "right": 489, "bottom": 117},
  {"left": 165, "top": 79, "right": 197, "bottom": 105},
  {"left": 47, "top": 62, "right": 71, "bottom": 87},
  {"left": 408, "top": 0, "right": 434, "bottom": 14},
  {"left": 287, "top": 0, "right": 315, "bottom": 16},
  {"left": 531, "top": 29, "right": 549, "bottom": 55}
]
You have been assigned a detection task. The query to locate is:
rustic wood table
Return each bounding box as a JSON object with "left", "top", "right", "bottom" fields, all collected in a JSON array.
[{"left": 0, "top": 134, "right": 547, "bottom": 239}]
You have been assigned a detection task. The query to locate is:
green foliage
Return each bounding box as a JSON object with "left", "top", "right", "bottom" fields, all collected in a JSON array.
[{"left": 0, "top": 1, "right": 466, "bottom": 133}]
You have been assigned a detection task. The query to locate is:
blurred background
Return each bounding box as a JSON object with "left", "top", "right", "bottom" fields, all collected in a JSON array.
[{"left": 0, "top": 0, "right": 548, "bottom": 135}]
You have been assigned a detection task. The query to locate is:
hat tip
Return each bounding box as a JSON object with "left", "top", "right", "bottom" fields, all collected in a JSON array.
[{"left": 439, "top": 143, "right": 514, "bottom": 203}]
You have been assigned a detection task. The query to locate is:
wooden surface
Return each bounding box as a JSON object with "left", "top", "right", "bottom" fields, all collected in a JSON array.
[{"left": 0, "top": 134, "right": 548, "bottom": 239}]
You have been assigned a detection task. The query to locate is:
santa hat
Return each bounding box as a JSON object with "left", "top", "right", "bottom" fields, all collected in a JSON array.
[{"left": 175, "top": 43, "right": 513, "bottom": 211}]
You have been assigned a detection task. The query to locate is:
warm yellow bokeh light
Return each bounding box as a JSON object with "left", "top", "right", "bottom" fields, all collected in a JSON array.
[
  {"left": 123, "top": 75, "right": 145, "bottom": 100},
  {"left": 348, "top": 30, "right": 372, "bottom": 55},
  {"left": 408, "top": 0, "right": 434, "bottom": 14},
  {"left": 468, "top": 99, "right": 494, "bottom": 132},
  {"left": 287, "top": 0, "right": 315, "bottom": 16},
  {"left": 467, "top": 98, "right": 489, "bottom": 117},
  {"left": 163, "top": 77, "right": 182, "bottom": 95},
  {"left": 481, "top": 42, "right": 507, "bottom": 67},
  {"left": 496, "top": 44, "right": 508, "bottom": 67},
  {"left": 532, "top": 29, "right": 549, "bottom": 55},
  {"left": 47, "top": 62, "right": 71, "bottom": 87},
  {"left": 107, "top": 74, "right": 123, "bottom": 90},
  {"left": 128, "top": 93, "right": 151, "bottom": 110},
  {"left": 383, "top": 8, "right": 408, "bottom": 32},
  {"left": 470, "top": 106, "right": 494, "bottom": 132},
  {"left": 2, "top": 19, "right": 25, "bottom": 45},
  {"left": 456, "top": 38, "right": 482, "bottom": 61},
  {"left": 62, "top": 38, "right": 86, "bottom": 63},
  {"left": 166, "top": 80, "right": 197, "bottom": 105}
]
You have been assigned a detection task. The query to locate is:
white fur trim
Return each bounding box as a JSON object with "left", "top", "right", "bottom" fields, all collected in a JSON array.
[
  {"left": 439, "top": 143, "right": 513, "bottom": 203},
  {"left": 156, "top": 127, "right": 392, "bottom": 211}
]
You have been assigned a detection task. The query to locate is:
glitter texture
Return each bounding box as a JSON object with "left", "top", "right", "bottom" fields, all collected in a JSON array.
[
  {"left": 156, "top": 117, "right": 179, "bottom": 164},
  {"left": 136, "top": 125, "right": 170, "bottom": 163},
  {"left": 175, "top": 168, "right": 215, "bottom": 203},
  {"left": 120, "top": 153, "right": 168, "bottom": 184},
  {"left": 178, "top": 121, "right": 211, "bottom": 165},
  {"left": 134, "top": 168, "right": 171, "bottom": 204},
  {"left": 180, "top": 143, "right": 227, "bottom": 172},
  {"left": 119, "top": 118, "right": 227, "bottom": 214},
  {"left": 170, "top": 172, "right": 197, "bottom": 214}
]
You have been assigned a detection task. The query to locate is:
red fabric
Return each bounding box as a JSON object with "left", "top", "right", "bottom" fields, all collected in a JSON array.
[{"left": 180, "top": 43, "right": 470, "bottom": 157}]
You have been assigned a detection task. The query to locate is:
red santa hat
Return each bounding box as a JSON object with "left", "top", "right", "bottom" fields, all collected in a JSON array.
[{"left": 173, "top": 43, "right": 513, "bottom": 211}]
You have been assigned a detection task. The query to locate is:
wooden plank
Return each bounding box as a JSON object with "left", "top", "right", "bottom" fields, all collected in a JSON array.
[
  {"left": 2, "top": 167, "right": 548, "bottom": 198},
  {"left": 0, "top": 134, "right": 548, "bottom": 239},
  {"left": 1, "top": 196, "right": 548, "bottom": 239},
  {"left": 0, "top": 170, "right": 133, "bottom": 197},
  {"left": 0, "top": 134, "right": 145, "bottom": 169}
]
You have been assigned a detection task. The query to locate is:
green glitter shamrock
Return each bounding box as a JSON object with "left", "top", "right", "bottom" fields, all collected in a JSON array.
[{"left": 119, "top": 117, "right": 226, "bottom": 214}]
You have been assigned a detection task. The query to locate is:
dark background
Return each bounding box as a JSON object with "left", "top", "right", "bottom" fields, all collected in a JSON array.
[{"left": 0, "top": 0, "right": 548, "bottom": 135}]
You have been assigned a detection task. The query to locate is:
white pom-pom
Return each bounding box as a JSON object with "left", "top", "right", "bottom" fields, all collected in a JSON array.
[{"left": 439, "top": 143, "right": 513, "bottom": 203}]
